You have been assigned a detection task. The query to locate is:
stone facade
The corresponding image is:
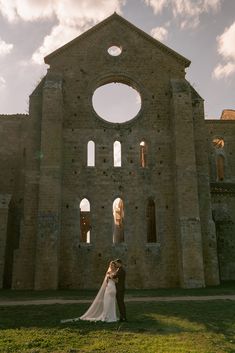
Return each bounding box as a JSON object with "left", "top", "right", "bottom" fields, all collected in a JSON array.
[
  {"left": 206, "top": 119, "right": 235, "bottom": 281},
  {"left": 0, "top": 14, "right": 234, "bottom": 290}
]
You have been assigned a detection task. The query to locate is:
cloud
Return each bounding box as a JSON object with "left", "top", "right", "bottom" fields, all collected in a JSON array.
[
  {"left": 144, "top": 0, "right": 221, "bottom": 29},
  {"left": 0, "top": 0, "right": 56, "bottom": 22},
  {"left": 150, "top": 26, "right": 168, "bottom": 41},
  {"left": 144, "top": 0, "right": 168, "bottom": 14},
  {"left": 213, "top": 62, "right": 235, "bottom": 79},
  {"left": 0, "top": 38, "right": 13, "bottom": 56},
  {"left": 213, "top": 22, "right": 235, "bottom": 79},
  {"left": 0, "top": 0, "right": 126, "bottom": 64},
  {"left": 217, "top": 22, "right": 235, "bottom": 61},
  {"left": 32, "top": 24, "right": 80, "bottom": 64},
  {"left": 0, "top": 76, "right": 6, "bottom": 89}
]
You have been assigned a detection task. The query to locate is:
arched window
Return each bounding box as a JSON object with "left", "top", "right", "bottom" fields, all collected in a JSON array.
[
  {"left": 147, "top": 198, "right": 157, "bottom": 243},
  {"left": 140, "top": 141, "right": 147, "bottom": 167},
  {"left": 87, "top": 141, "right": 95, "bottom": 167},
  {"left": 113, "top": 141, "right": 121, "bottom": 167},
  {"left": 212, "top": 137, "right": 225, "bottom": 181},
  {"left": 80, "top": 198, "right": 91, "bottom": 243},
  {"left": 113, "top": 198, "right": 124, "bottom": 243},
  {"left": 216, "top": 155, "right": 225, "bottom": 181}
]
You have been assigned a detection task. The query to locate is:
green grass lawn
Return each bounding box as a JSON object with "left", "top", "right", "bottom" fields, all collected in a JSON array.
[
  {"left": 0, "top": 281, "right": 235, "bottom": 301},
  {"left": 0, "top": 300, "right": 235, "bottom": 353}
]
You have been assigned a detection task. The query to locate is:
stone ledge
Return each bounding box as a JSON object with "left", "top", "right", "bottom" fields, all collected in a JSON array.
[{"left": 210, "top": 182, "right": 235, "bottom": 194}]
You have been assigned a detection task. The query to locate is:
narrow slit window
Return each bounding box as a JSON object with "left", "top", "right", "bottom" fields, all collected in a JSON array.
[
  {"left": 147, "top": 198, "right": 157, "bottom": 243},
  {"left": 212, "top": 137, "right": 225, "bottom": 182},
  {"left": 140, "top": 141, "right": 147, "bottom": 167},
  {"left": 113, "top": 198, "right": 124, "bottom": 243},
  {"left": 113, "top": 141, "right": 121, "bottom": 167},
  {"left": 80, "top": 198, "right": 91, "bottom": 243},
  {"left": 87, "top": 141, "right": 95, "bottom": 167},
  {"left": 216, "top": 155, "right": 225, "bottom": 181}
]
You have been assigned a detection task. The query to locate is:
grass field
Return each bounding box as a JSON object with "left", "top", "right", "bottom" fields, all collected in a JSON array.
[
  {"left": 1, "top": 281, "right": 235, "bottom": 301},
  {"left": 0, "top": 287, "right": 235, "bottom": 353}
]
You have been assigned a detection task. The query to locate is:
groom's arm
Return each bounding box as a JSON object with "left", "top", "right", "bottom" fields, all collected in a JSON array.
[{"left": 112, "top": 268, "right": 120, "bottom": 280}]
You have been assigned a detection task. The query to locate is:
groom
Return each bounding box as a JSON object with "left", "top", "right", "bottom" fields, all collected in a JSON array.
[{"left": 114, "top": 259, "right": 127, "bottom": 322}]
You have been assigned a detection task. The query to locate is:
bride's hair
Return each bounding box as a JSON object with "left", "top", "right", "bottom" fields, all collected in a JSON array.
[{"left": 107, "top": 261, "right": 117, "bottom": 273}]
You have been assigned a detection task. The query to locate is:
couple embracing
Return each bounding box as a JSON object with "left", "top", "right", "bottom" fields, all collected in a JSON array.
[{"left": 61, "top": 259, "right": 127, "bottom": 323}]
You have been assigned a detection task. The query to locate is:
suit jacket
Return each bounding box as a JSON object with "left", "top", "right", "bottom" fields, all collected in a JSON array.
[{"left": 115, "top": 266, "right": 126, "bottom": 293}]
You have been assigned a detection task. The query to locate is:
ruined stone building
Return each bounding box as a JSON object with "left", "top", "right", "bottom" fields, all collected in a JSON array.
[{"left": 0, "top": 14, "right": 235, "bottom": 290}]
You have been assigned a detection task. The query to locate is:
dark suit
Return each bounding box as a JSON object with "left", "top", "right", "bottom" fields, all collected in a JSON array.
[{"left": 115, "top": 266, "right": 126, "bottom": 320}]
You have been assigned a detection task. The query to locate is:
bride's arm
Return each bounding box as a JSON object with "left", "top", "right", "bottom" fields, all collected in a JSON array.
[{"left": 109, "top": 270, "right": 119, "bottom": 282}]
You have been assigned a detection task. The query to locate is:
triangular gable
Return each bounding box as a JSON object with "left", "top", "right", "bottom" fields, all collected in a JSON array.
[{"left": 44, "top": 12, "right": 191, "bottom": 67}]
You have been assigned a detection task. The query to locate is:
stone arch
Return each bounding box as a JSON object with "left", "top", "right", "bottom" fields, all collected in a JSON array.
[
  {"left": 112, "top": 197, "right": 124, "bottom": 243},
  {"left": 79, "top": 198, "right": 91, "bottom": 243}
]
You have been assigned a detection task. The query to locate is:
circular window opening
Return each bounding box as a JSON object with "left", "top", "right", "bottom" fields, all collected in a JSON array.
[
  {"left": 107, "top": 46, "right": 122, "bottom": 56},
  {"left": 213, "top": 137, "right": 224, "bottom": 149},
  {"left": 92, "top": 82, "right": 141, "bottom": 123}
]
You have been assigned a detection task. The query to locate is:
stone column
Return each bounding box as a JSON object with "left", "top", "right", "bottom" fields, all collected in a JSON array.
[
  {"left": 0, "top": 194, "right": 11, "bottom": 288},
  {"left": 12, "top": 79, "right": 42, "bottom": 289},
  {"left": 191, "top": 89, "right": 220, "bottom": 285},
  {"left": 34, "top": 71, "right": 63, "bottom": 290},
  {"left": 171, "top": 79, "right": 205, "bottom": 288}
]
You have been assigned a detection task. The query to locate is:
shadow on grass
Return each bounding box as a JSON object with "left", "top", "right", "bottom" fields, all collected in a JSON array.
[
  {"left": 0, "top": 300, "right": 235, "bottom": 340},
  {"left": 0, "top": 281, "right": 235, "bottom": 300}
]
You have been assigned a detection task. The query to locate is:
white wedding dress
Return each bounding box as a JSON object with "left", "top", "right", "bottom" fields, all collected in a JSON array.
[{"left": 61, "top": 276, "right": 118, "bottom": 323}]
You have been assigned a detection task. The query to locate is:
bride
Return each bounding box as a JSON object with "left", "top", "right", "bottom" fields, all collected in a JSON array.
[{"left": 61, "top": 261, "right": 118, "bottom": 323}]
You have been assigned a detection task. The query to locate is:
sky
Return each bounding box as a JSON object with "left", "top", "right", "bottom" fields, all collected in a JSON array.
[{"left": 0, "top": 0, "right": 235, "bottom": 119}]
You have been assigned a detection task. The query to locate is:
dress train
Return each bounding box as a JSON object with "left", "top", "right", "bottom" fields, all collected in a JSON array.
[{"left": 61, "top": 276, "right": 118, "bottom": 323}]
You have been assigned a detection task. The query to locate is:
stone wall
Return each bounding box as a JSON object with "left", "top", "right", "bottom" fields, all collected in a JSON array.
[
  {"left": 0, "top": 115, "right": 27, "bottom": 194},
  {"left": 0, "top": 14, "right": 234, "bottom": 289},
  {"left": 42, "top": 14, "right": 212, "bottom": 289},
  {"left": 54, "top": 22, "right": 185, "bottom": 288},
  {"left": 0, "top": 114, "right": 27, "bottom": 287},
  {"left": 0, "top": 194, "right": 11, "bottom": 288},
  {"left": 206, "top": 119, "right": 235, "bottom": 280}
]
